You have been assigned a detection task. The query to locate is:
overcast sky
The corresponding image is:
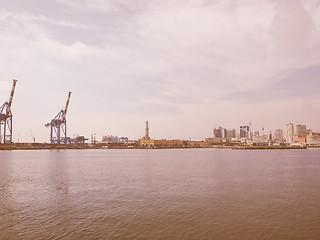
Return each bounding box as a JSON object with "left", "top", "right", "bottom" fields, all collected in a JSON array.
[{"left": 0, "top": 0, "right": 320, "bottom": 142}]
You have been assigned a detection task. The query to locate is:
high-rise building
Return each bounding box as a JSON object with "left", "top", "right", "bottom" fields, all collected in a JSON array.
[
  {"left": 285, "top": 123, "right": 294, "bottom": 143},
  {"left": 275, "top": 129, "right": 284, "bottom": 141},
  {"left": 249, "top": 122, "right": 253, "bottom": 139},
  {"left": 296, "top": 124, "right": 307, "bottom": 137},
  {"left": 240, "top": 126, "right": 250, "bottom": 138},
  {"left": 268, "top": 131, "right": 273, "bottom": 141},
  {"left": 226, "top": 129, "right": 236, "bottom": 139},
  {"left": 214, "top": 127, "right": 226, "bottom": 138}
]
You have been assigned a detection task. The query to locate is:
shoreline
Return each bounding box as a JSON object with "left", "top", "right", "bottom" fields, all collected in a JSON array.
[
  {"left": 231, "top": 145, "right": 308, "bottom": 150},
  {"left": 0, "top": 145, "right": 317, "bottom": 150}
]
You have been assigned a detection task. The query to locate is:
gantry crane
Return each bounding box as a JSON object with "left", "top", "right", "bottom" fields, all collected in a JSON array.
[
  {"left": 45, "top": 91, "right": 72, "bottom": 144},
  {"left": 0, "top": 79, "right": 17, "bottom": 144},
  {"left": 29, "top": 129, "right": 35, "bottom": 143}
]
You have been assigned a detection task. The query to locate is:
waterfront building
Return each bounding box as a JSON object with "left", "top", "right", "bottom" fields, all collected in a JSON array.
[
  {"left": 306, "top": 132, "right": 320, "bottom": 145},
  {"left": 285, "top": 123, "right": 294, "bottom": 143},
  {"left": 226, "top": 129, "right": 236, "bottom": 139},
  {"left": 240, "top": 126, "right": 250, "bottom": 138},
  {"left": 102, "top": 135, "right": 119, "bottom": 143},
  {"left": 119, "top": 137, "right": 129, "bottom": 144},
  {"left": 252, "top": 134, "right": 268, "bottom": 143},
  {"left": 140, "top": 139, "right": 154, "bottom": 147},
  {"left": 205, "top": 138, "right": 223, "bottom": 144},
  {"left": 296, "top": 124, "right": 307, "bottom": 137},
  {"left": 214, "top": 127, "right": 226, "bottom": 138},
  {"left": 248, "top": 122, "right": 255, "bottom": 139},
  {"left": 268, "top": 131, "right": 273, "bottom": 141},
  {"left": 102, "top": 135, "right": 128, "bottom": 144},
  {"left": 293, "top": 135, "right": 306, "bottom": 143},
  {"left": 187, "top": 141, "right": 211, "bottom": 147},
  {"left": 275, "top": 129, "right": 284, "bottom": 141},
  {"left": 140, "top": 139, "right": 186, "bottom": 148}
]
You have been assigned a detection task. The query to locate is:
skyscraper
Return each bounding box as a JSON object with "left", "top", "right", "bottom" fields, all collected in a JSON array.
[
  {"left": 214, "top": 127, "right": 226, "bottom": 138},
  {"left": 268, "top": 131, "right": 273, "bottom": 141},
  {"left": 275, "top": 129, "right": 284, "bottom": 141},
  {"left": 285, "top": 123, "right": 294, "bottom": 143},
  {"left": 226, "top": 129, "right": 236, "bottom": 139},
  {"left": 240, "top": 126, "right": 250, "bottom": 138},
  {"left": 296, "top": 124, "right": 307, "bottom": 137}
]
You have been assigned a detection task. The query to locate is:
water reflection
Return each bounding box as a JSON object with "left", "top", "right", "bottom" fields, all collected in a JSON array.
[
  {"left": 142, "top": 150, "right": 152, "bottom": 189},
  {"left": 48, "top": 150, "right": 69, "bottom": 196},
  {"left": 0, "top": 151, "right": 20, "bottom": 239}
]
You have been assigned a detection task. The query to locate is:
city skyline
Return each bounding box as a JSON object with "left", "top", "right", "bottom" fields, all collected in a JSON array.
[{"left": 1, "top": 0, "right": 320, "bottom": 142}]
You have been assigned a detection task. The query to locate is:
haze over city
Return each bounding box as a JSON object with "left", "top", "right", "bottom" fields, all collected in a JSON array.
[{"left": 1, "top": 0, "right": 320, "bottom": 142}]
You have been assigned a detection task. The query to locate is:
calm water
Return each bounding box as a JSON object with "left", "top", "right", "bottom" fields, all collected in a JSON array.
[{"left": 0, "top": 148, "right": 320, "bottom": 240}]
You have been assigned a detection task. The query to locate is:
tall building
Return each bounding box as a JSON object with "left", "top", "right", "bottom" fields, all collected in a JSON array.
[
  {"left": 249, "top": 122, "right": 253, "bottom": 139},
  {"left": 296, "top": 124, "right": 307, "bottom": 137},
  {"left": 226, "top": 129, "right": 236, "bottom": 139},
  {"left": 285, "top": 123, "right": 294, "bottom": 143},
  {"left": 214, "top": 127, "right": 226, "bottom": 138},
  {"left": 274, "top": 129, "right": 284, "bottom": 141},
  {"left": 143, "top": 120, "right": 150, "bottom": 140},
  {"left": 268, "top": 131, "right": 273, "bottom": 141},
  {"left": 240, "top": 126, "right": 250, "bottom": 138}
]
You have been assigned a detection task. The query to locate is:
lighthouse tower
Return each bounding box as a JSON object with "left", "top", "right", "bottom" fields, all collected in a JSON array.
[{"left": 144, "top": 120, "right": 150, "bottom": 140}]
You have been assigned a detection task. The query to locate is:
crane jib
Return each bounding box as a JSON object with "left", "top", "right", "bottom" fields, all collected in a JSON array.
[
  {"left": 62, "top": 91, "right": 72, "bottom": 123},
  {"left": 6, "top": 79, "right": 17, "bottom": 117}
]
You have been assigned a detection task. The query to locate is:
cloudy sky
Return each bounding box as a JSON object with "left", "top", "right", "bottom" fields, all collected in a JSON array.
[{"left": 0, "top": 0, "right": 320, "bottom": 142}]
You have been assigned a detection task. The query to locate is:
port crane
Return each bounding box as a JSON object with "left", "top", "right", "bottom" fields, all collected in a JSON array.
[
  {"left": 0, "top": 79, "right": 17, "bottom": 144},
  {"left": 45, "top": 91, "right": 72, "bottom": 144},
  {"left": 29, "top": 129, "right": 35, "bottom": 143}
]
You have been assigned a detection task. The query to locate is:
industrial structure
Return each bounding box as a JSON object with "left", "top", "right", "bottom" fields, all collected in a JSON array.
[
  {"left": 45, "top": 92, "right": 72, "bottom": 144},
  {"left": 0, "top": 80, "right": 17, "bottom": 144}
]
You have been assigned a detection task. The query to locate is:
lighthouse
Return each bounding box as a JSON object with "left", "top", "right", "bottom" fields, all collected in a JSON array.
[{"left": 145, "top": 120, "right": 150, "bottom": 139}]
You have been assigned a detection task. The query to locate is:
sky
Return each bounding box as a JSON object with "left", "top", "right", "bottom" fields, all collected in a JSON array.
[{"left": 0, "top": 0, "right": 320, "bottom": 142}]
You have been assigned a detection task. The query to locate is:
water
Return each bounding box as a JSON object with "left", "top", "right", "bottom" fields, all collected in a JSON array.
[{"left": 0, "top": 148, "right": 320, "bottom": 240}]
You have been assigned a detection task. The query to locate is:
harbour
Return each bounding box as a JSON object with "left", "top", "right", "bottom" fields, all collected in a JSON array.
[
  {"left": 1, "top": 148, "right": 320, "bottom": 240},
  {"left": 1, "top": 1, "right": 320, "bottom": 239}
]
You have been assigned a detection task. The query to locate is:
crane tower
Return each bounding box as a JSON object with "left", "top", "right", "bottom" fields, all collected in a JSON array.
[
  {"left": 0, "top": 79, "right": 17, "bottom": 144},
  {"left": 45, "top": 91, "right": 72, "bottom": 144}
]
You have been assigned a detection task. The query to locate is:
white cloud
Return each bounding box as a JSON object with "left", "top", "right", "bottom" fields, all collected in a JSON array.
[
  {"left": 0, "top": 8, "right": 97, "bottom": 30},
  {"left": 56, "top": 0, "right": 124, "bottom": 13}
]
